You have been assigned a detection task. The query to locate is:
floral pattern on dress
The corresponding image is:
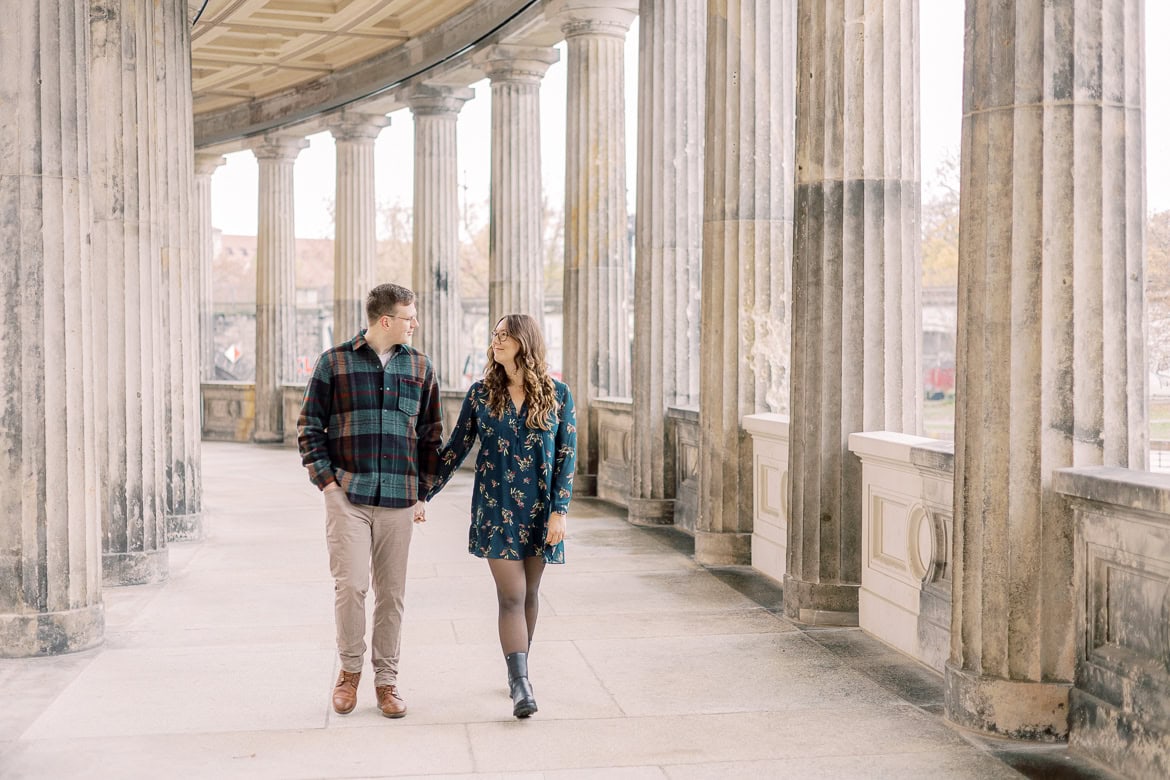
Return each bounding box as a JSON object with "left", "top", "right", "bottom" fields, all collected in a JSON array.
[{"left": 427, "top": 380, "right": 577, "bottom": 563}]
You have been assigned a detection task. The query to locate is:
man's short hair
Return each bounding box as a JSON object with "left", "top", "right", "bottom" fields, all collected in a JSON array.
[{"left": 366, "top": 283, "right": 416, "bottom": 322}]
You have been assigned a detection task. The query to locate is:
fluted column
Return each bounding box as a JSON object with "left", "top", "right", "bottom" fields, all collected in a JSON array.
[
  {"left": 0, "top": 0, "right": 104, "bottom": 655},
  {"left": 154, "top": 0, "right": 202, "bottom": 542},
  {"left": 89, "top": 0, "right": 170, "bottom": 584},
  {"left": 251, "top": 135, "right": 308, "bottom": 443},
  {"left": 946, "top": 0, "right": 1146, "bottom": 740},
  {"left": 477, "top": 45, "right": 560, "bottom": 330},
  {"left": 629, "top": 0, "right": 706, "bottom": 525},
  {"left": 406, "top": 84, "right": 473, "bottom": 389},
  {"left": 195, "top": 153, "right": 225, "bottom": 382},
  {"left": 545, "top": 0, "right": 636, "bottom": 496},
  {"left": 329, "top": 111, "right": 389, "bottom": 340},
  {"left": 784, "top": 1, "right": 921, "bottom": 623},
  {"left": 695, "top": 0, "right": 795, "bottom": 563}
]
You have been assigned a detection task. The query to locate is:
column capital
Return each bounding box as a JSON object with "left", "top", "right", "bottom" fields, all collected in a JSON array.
[
  {"left": 250, "top": 134, "right": 309, "bottom": 162},
  {"left": 542, "top": 0, "right": 637, "bottom": 38},
  {"left": 402, "top": 84, "right": 475, "bottom": 117},
  {"left": 326, "top": 110, "right": 391, "bottom": 143},
  {"left": 475, "top": 45, "right": 560, "bottom": 84},
  {"left": 193, "top": 152, "right": 226, "bottom": 176}
]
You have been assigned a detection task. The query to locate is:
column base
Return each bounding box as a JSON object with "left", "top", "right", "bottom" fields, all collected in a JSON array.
[
  {"left": 782, "top": 575, "right": 859, "bottom": 626},
  {"left": 627, "top": 498, "right": 675, "bottom": 526},
  {"left": 694, "top": 531, "right": 752, "bottom": 565},
  {"left": 103, "top": 548, "right": 169, "bottom": 587},
  {"left": 945, "top": 663, "right": 1071, "bottom": 740},
  {"left": 252, "top": 430, "right": 285, "bottom": 445},
  {"left": 574, "top": 474, "right": 598, "bottom": 497},
  {"left": 0, "top": 603, "right": 104, "bottom": 658},
  {"left": 167, "top": 511, "right": 204, "bottom": 542}
]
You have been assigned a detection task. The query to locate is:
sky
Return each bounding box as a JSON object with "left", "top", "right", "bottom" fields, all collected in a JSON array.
[{"left": 211, "top": 1, "right": 1170, "bottom": 239}]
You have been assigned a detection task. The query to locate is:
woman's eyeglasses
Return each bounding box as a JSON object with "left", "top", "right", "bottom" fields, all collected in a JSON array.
[{"left": 491, "top": 331, "right": 511, "bottom": 343}]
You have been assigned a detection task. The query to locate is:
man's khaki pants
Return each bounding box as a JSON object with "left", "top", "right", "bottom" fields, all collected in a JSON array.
[{"left": 324, "top": 490, "right": 414, "bottom": 686}]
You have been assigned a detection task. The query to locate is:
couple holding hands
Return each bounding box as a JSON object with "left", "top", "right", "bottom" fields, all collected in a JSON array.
[{"left": 297, "top": 283, "right": 576, "bottom": 721}]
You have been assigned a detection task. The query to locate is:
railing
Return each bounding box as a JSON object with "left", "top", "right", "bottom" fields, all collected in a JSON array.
[
  {"left": 743, "top": 414, "right": 790, "bottom": 584},
  {"left": 1054, "top": 466, "right": 1170, "bottom": 779},
  {"left": 848, "top": 432, "right": 954, "bottom": 673}
]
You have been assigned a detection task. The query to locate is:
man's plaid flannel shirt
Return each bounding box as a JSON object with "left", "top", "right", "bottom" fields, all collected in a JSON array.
[{"left": 297, "top": 331, "right": 442, "bottom": 508}]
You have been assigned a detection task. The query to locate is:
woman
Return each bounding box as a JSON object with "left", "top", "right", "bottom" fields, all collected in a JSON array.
[{"left": 427, "top": 314, "right": 577, "bottom": 718}]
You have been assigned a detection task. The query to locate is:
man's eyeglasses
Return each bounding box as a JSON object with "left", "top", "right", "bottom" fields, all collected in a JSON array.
[
  {"left": 490, "top": 330, "right": 511, "bottom": 343},
  {"left": 382, "top": 313, "right": 418, "bottom": 325}
]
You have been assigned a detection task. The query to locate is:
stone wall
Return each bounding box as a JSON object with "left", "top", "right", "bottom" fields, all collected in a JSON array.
[
  {"left": 667, "top": 406, "right": 700, "bottom": 533},
  {"left": 595, "top": 398, "right": 634, "bottom": 505},
  {"left": 743, "top": 414, "right": 790, "bottom": 586},
  {"left": 1055, "top": 467, "right": 1170, "bottom": 778},
  {"left": 849, "top": 433, "right": 954, "bottom": 669}
]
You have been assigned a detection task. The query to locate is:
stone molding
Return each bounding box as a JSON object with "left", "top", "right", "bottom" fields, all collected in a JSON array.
[
  {"left": 1056, "top": 466, "right": 1170, "bottom": 776},
  {"left": 743, "top": 414, "right": 790, "bottom": 585},
  {"left": 476, "top": 44, "right": 560, "bottom": 83}
]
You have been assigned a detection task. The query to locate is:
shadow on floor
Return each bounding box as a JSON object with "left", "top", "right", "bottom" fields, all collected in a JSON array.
[{"left": 604, "top": 501, "right": 1123, "bottom": 780}]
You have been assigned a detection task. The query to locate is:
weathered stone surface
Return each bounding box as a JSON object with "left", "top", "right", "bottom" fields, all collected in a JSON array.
[
  {"left": 1057, "top": 466, "right": 1170, "bottom": 777},
  {"left": 629, "top": 0, "right": 705, "bottom": 526},
  {"left": 250, "top": 134, "right": 308, "bottom": 443},
  {"left": 0, "top": 0, "right": 104, "bottom": 655},
  {"left": 696, "top": 0, "right": 795, "bottom": 565},
  {"left": 194, "top": 152, "right": 226, "bottom": 382},
  {"left": 404, "top": 84, "right": 474, "bottom": 390},
  {"left": 545, "top": 0, "right": 637, "bottom": 496},
  {"left": 89, "top": 0, "right": 171, "bottom": 581},
  {"left": 476, "top": 44, "right": 559, "bottom": 331},
  {"left": 156, "top": 0, "right": 203, "bottom": 544},
  {"left": 785, "top": 0, "right": 921, "bottom": 620},
  {"left": 328, "top": 111, "right": 389, "bottom": 341},
  {"left": 947, "top": 0, "right": 1147, "bottom": 740}
]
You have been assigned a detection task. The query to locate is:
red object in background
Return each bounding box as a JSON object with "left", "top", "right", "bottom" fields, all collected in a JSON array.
[{"left": 924, "top": 367, "right": 955, "bottom": 394}]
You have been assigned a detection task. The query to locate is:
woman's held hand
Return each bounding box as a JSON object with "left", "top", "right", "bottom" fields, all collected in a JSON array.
[{"left": 546, "top": 511, "right": 567, "bottom": 546}]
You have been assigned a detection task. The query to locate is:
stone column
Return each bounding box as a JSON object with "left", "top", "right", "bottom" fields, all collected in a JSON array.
[
  {"left": 628, "top": 0, "right": 706, "bottom": 525},
  {"left": 154, "top": 0, "right": 202, "bottom": 542},
  {"left": 405, "top": 84, "right": 473, "bottom": 389},
  {"left": 545, "top": 0, "right": 636, "bottom": 496},
  {"left": 89, "top": 0, "right": 170, "bottom": 583},
  {"left": 784, "top": 1, "right": 921, "bottom": 622},
  {"left": 251, "top": 135, "right": 308, "bottom": 443},
  {"left": 476, "top": 45, "right": 560, "bottom": 330},
  {"left": 195, "top": 153, "right": 225, "bottom": 382},
  {"left": 329, "top": 111, "right": 389, "bottom": 341},
  {"left": 0, "top": 0, "right": 104, "bottom": 655},
  {"left": 946, "top": 0, "right": 1146, "bottom": 740},
  {"left": 695, "top": 0, "right": 796, "bottom": 563}
]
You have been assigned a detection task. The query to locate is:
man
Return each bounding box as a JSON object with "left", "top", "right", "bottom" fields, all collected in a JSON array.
[{"left": 297, "top": 283, "right": 442, "bottom": 719}]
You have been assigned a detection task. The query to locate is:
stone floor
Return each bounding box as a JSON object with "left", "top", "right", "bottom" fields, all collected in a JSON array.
[{"left": 0, "top": 443, "right": 1121, "bottom": 779}]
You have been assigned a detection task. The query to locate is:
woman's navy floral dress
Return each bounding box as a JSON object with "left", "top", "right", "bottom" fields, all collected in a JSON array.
[{"left": 427, "top": 380, "right": 577, "bottom": 563}]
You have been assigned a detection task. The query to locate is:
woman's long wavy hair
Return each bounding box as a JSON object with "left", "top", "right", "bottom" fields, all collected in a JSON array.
[{"left": 483, "top": 314, "right": 558, "bottom": 430}]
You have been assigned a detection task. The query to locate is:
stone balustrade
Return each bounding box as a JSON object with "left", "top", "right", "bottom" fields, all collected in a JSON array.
[
  {"left": 849, "top": 432, "right": 954, "bottom": 670},
  {"left": 666, "top": 407, "right": 700, "bottom": 533},
  {"left": 1054, "top": 467, "right": 1170, "bottom": 778},
  {"left": 594, "top": 398, "right": 634, "bottom": 505},
  {"left": 743, "top": 414, "right": 790, "bottom": 586}
]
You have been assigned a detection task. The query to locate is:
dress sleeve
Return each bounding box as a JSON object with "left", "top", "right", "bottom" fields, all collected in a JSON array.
[
  {"left": 297, "top": 352, "right": 336, "bottom": 490},
  {"left": 551, "top": 384, "right": 577, "bottom": 514},
  {"left": 425, "top": 385, "right": 479, "bottom": 500}
]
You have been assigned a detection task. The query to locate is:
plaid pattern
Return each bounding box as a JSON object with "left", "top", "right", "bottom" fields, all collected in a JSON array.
[{"left": 298, "top": 331, "right": 442, "bottom": 508}]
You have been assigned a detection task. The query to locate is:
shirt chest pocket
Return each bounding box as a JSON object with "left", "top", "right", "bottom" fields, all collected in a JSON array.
[{"left": 397, "top": 376, "right": 423, "bottom": 416}]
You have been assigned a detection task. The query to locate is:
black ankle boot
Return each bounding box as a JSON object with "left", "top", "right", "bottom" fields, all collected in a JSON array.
[{"left": 505, "top": 652, "right": 537, "bottom": 718}]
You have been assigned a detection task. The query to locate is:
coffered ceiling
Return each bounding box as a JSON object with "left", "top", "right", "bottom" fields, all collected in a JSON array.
[{"left": 190, "top": 0, "right": 478, "bottom": 116}]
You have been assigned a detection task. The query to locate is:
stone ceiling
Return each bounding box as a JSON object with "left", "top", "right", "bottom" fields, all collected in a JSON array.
[
  {"left": 190, "top": 0, "right": 475, "bottom": 116},
  {"left": 189, "top": 0, "right": 550, "bottom": 148}
]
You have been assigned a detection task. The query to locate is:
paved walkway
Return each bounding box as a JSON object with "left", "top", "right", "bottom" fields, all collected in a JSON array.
[{"left": 1, "top": 443, "right": 1115, "bottom": 779}]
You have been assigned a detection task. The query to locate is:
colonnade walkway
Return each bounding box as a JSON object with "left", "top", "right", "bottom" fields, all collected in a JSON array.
[{"left": 1, "top": 443, "right": 1113, "bottom": 779}]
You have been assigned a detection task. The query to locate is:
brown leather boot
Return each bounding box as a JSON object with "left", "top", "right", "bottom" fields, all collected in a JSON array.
[
  {"left": 331, "top": 670, "right": 360, "bottom": 714},
  {"left": 375, "top": 684, "right": 407, "bottom": 718}
]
